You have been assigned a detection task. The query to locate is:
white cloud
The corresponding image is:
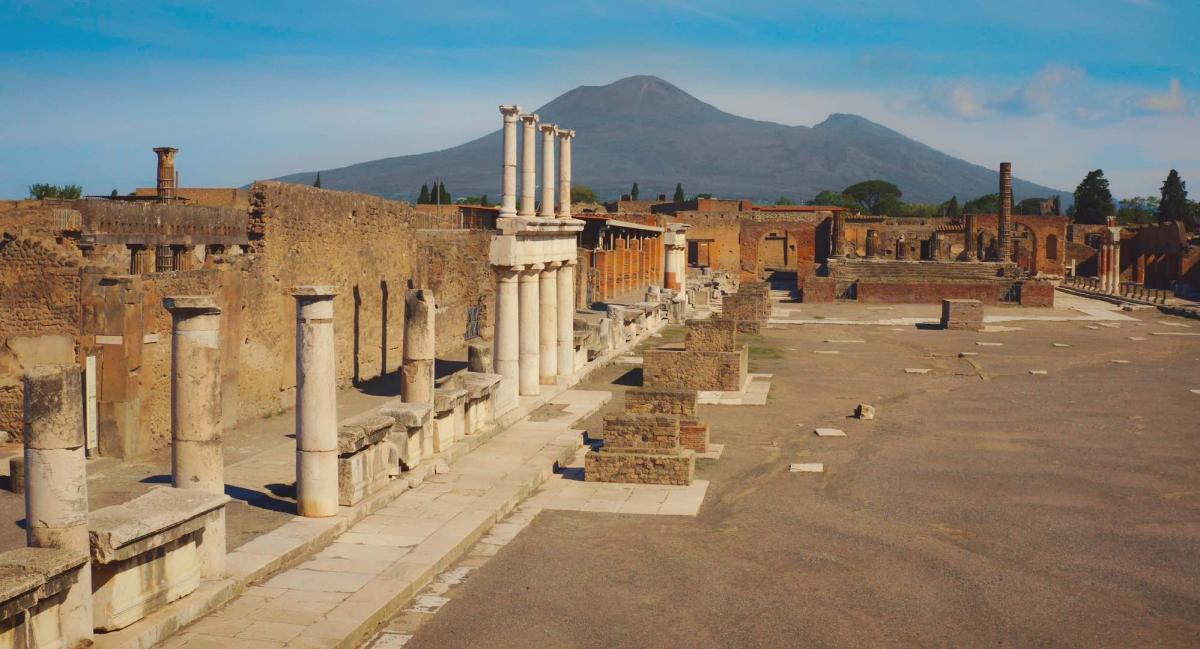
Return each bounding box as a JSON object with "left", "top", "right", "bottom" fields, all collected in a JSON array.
[{"left": 1137, "top": 79, "right": 1186, "bottom": 114}]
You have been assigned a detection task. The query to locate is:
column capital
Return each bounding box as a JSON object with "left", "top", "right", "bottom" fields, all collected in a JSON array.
[
  {"left": 540, "top": 123, "right": 559, "bottom": 135},
  {"left": 543, "top": 260, "right": 562, "bottom": 271},
  {"left": 291, "top": 285, "right": 340, "bottom": 300},
  {"left": 559, "top": 258, "right": 578, "bottom": 267},
  {"left": 163, "top": 295, "right": 220, "bottom": 316},
  {"left": 519, "top": 113, "right": 539, "bottom": 124},
  {"left": 499, "top": 104, "right": 522, "bottom": 119},
  {"left": 557, "top": 129, "right": 575, "bottom": 140},
  {"left": 523, "top": 262, "right": 546, "bottom": 273}
]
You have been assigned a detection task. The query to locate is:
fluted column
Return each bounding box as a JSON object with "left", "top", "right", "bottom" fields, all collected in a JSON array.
[
  {"left": 164, "top": 296, "right": 226, "bottom": 578},
  {"left": 539, "top": 262, "right": 559, "bottom": 383},
  {"left": 557, "top": 260, "right": 575, "bottom": 377},
  {"left": 518, "top": 264, "right": 542, "bottom": 395},
  {"left": 493, "top": 267, "right": 520, "bottom": 402},
  {"left": 519, "top": 113, "right": 539, "bottom": 217},
  {"left": 292, "top": 286, "right": 339, "bottom": 517},
  {"left": 539, "top": 124, "right": 557, "bottom": 217},
  {"left": 558, "top": 129, "right": 574, "bottom": 217},
  {"left": 995, "top": 162, "right": 1013, "bottom": 261},
  {"left": 499, "top": 105, "right": 522, "bottom": 218}
]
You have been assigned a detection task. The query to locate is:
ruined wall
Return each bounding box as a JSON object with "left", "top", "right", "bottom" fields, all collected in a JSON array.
[
  {"left": 856, "top": 281, "right": 1004, "bottom": 304},
  {"left": 416, "top": 230, "right": 496, "bottom": 352},
  {"left": 643, "top": 348, "right": 748, "bottom": 391},
  {"left": 660, "top": 212, "right": 741, "bottom": 273}
]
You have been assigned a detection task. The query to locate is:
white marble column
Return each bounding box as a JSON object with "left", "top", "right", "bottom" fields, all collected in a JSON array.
[
  {"left": 493, "top": 267, "right": 520, "bottom": 405},
  {"left": 558, "top": 129, "right": 574, "bottom": 217},
  {"left": 539, "top": 262, "right": 559, "bottom": 383},
  {"left": 499, "top": 105, "right": 522, "bottom": 218},
  {"left": 519, "top": 113, "right": 539, "bottom": 217},
  {"left": 539, "top": 124, "right": 557, "bottom": 218},
  {"left": 518, "top": 264, "right": 542, "bottom": 395},
  {"left": 1107, "top": 227, "right": 1122, "bottom": 293},
  {"left": 292, "top": 286, "right": 339, "bottom": 517},
  {"left": 164, "top": 295, "right": 226, "bottom": 579},
  {"left": 557, "top": 259, "right": 576, "bottom": 377},
  {"left": 23, "top": 365, "right": 92, "bottom": 646}
]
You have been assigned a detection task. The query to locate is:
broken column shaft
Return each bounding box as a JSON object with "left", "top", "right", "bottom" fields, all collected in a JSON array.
[
  {"left": 164, "top": 295, "right": 226, "bottom": 578},
  {"left": 292, "top": 286, "right": 340, "bottom": 517},
  {"left": 402, "top": 289, "right": 436, "bottom": 403}
]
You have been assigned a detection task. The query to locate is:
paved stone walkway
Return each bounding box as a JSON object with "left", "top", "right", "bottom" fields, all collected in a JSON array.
[{"left": 161, "top": 390, "right": 610, "bottom": 649}]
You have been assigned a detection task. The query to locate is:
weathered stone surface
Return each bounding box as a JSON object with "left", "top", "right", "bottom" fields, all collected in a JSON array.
[
  {"left": 856, "top": 404, "right": 876, "bottom": 420},
  {"left": 433, "top": 388, "right": 467, "bottom": 414},
  {"left": 602, "top": 413, "right": 681, "bottom": 451},
  {"left": 460, "top": 372, "right": 502, "bottom": 400},
  {"left": 684, "top": 318, "right": 737, "bottom": 352},
  {"left": 337, "top": 415, "right": 393, "bottom": 455},
  {"left": 467, "top": 342, "right": 494, "bottom": 373},
  {"left": 88, "top": 487, "right": 230, "bottom": 563},
  {"left": 584, "top": 449, "right": 694, "bottom": 486},
  {"left": 941, "top": 299, "right": 984, "bottom": 331},
  {"left": 624, "top": 388, "right": 698, "bottom": 419},
  {"left": 22, "top": 365, "right": 83, "bottom": 451},
  {"left": 380, "top": 401, "right": 432, "bottom": 428},
  {"left": 643, "top": 348, "right": 748, "bottom": 392}
]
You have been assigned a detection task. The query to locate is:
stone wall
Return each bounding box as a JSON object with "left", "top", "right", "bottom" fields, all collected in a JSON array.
[
  {"left": 856, "top": 281, "right": 1004, "bottom": 304},
  {"left": 624, "top": 388, "right": 698, "bottom": 419},
  {"left": 1018, "top": 280, "right": 1055, "bottom": 307},
  {"left": 684, "top": 318, "right": 737, "bottom": 352},
  {"left": 643, "top": 348, "right": 747, "bottom": 391},
  {"left": 799, "top": 276, "right": 837, "bottom": 302}
]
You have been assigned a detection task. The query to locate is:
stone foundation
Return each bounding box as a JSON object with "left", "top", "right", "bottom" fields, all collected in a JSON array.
[
  {"left": 337, "top": 414, "right": 399, "bottom": 507},
  {"left": 799, "top": 276, "right": 836, "bottom": 303},
  {"left": 940, "top": 299, "right": 984, "bottom": 331},
  {"left": 585, "top": 413, "right": 696, "bottom": 486}
]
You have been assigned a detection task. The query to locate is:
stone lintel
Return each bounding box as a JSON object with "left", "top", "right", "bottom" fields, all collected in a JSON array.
[
  {"left": 290, "top": 285, "right": 340, "bottom": 298},
  {"left": 89, "top": 487, "right": 230, "bottom": 564},
  {"left": 162, "top": 295, "right": 220, "bottom": 314}
]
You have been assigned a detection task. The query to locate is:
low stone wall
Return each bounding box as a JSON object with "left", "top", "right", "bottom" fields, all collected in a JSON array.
[
  {"left": 643, "top": 348, "right": 747, "bottom": 392},
  {"left": 799, "top": 276, "right": 836, "bottom": 303},
  {"left": 857, "top": 280, "right": 1002, "bottom": 304},
  {"left": 584, "top": 451, "right": 694, "bottom": 486},
  {"left": 1019, "top": 280, "right": 1055, "bottom": 307}
]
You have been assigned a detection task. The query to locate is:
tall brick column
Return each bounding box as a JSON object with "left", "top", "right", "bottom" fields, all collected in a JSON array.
[
  {"left": 994, "top": 162, "right": 1013, "bottom": 262},
  {"left": 963, "top": 213, "right": 977, "bottom": 260},
  {"left": 830, "top": 211, "right": 846, "bottom": 258}
]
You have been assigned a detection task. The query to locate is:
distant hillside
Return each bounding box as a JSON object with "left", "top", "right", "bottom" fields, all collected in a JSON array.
[{"left": 273, "top": 75, "right": 1067, "bottom": 206}]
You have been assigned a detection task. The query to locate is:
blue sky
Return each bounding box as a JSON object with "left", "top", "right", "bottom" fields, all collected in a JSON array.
[{"left": 1, "top": 0, "right": 1196, "bottom": 200}]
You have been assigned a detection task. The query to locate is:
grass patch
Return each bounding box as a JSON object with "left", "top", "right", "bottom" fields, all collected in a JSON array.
[{"left": 748, "top": 344, "right": 783, "bottom": 360}]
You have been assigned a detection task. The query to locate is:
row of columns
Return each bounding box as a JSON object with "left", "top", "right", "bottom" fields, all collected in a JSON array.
[
  {"left": 500, "top": 105, "right": 574, "bottom": 219},
  {"left": 595, "top": 232, "right": 664, "bottom": 301},
  {"left": 494, "top": 261, "right": 577, "bottom": 396}
]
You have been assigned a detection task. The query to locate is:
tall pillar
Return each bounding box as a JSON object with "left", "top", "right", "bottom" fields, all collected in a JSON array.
[
  {"left": 557, "top": 260, "right": 575, "bottom": 377},
  {"left": 995, "top": 162, "right": 1013, "bottom": 261},
  {"left": 539, "top": 124, "right": 558, "bottom": 218},
  {"left": 292, "top": 286, "right": 339, "bottom": 517},
  {"left": 539, "top": 262, "right": 559, "bottom": 383},
  {"left": 498, "top": 105, "right": 522, "bottom": 218},
  {"left": 519, "top": 114, "right": 539, "bottom": 217},
  {"left": 830, "top": 211, "right": 846, "bottom": 258},
  {"left": 493, "top": 267, "right": 520, "bottom": 402},
  {"left": 164, "top": 296, "right": 226, "bottom": 578},
  {"left": 866, "top": 230, "right": 880, "bottom": 258},
  {"left": 23, "top": 365, "right": 92, "bottom": 645},
  {"left": 402, "top": 289, "right": 436, "bottom": 404},
  {"left": 558, "top": 129, "right": 575, "bottom": 217},
  {"left": 518, "top": 264, "right": 542, "bottom": 395},
  {"left": 963, "top": 214, "right": 977, "bottom": 260},
  {"left": 154, "top": 146, "right": 178, "bottom": 202}
]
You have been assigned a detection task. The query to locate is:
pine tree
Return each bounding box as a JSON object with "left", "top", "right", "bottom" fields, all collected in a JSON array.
[
  {"left": 673, "top": 183, "right": 685, "bottom": 202},
  {"left": 436, "top": 182, "right": 451, "bottom": 204},
  {"left": 1158, "top": 169, "right": 1189, "bottom": 223},
  {"left": 417, "top": 184, "right": 430, "bottom": 204},
  {"left": 631, "top": 183, "right": 640, "bottom": 200},
  {"left": 313, "top": 172, "right": 322, "bottom": 188},
  {"left": 945, "top": 196, "right": 960, "bottom": 216},
  {"left": 1073, "top": 169, "right": 1115, "bottom": 225}
]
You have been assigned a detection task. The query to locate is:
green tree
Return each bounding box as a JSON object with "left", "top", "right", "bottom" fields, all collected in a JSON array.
[
  {"left": 673, "top": 183, "right": 685, "bottom": 202},
  {"left": 809, "top": 191, "right": 862, "bottom": 211},
  {"left": 630, "top": 183, "right": 640, "bottom": 200},
  {"left": 695, "top": 193, "right": 713, "bottom": 199},
  {"left": 943, "top": 196, "right": 960, "bottom": 217},
  {"left": 417, "top": 183, "right": 430, "bottom": 204},
  {"left": 963, "top": 193, "right": 999, "bottom": 214},
  {"left": 774, "top": 196, "right": 797, "bottom": 206},
  {"left": 1073, "top": 169, "right": 1114, "bottom": 224},
  {"left": 842, "top": 180, "right": 902, "bottom": 215},
  {"left": 110, "top": 189, "right": 118, "bottom": 198},
  {"left": 313, "top": 172, "right": 322, "bottom": 188},
  {"left": 1117, "top": 197, "right": 1158, "bottom": 224},
  {"left": 1015, "top": 197, "right": 1045, "bottom": 215},
  {"left": 1158, "top": 169, "right": 1189, "bottom": 224},
  {"left": 28, "top": 183, "right": 82, "bottom": 200},
  {"left": 571, "top": 185, "right": 599, "bottom": 204}
]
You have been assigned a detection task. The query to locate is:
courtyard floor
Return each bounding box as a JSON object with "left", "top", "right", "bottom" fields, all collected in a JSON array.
[{"left": 377, "top": 295, "right": 1200, "bottom": 648}]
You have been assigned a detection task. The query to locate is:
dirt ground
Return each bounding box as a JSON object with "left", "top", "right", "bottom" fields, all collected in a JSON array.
[{"left": 405, "top": 303, "right": 1200, "bottom": 648}]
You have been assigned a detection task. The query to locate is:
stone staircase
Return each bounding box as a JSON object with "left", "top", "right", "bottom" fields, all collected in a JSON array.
[{"left": 826, "top": 259, "right": 1018, "bottom": 297}]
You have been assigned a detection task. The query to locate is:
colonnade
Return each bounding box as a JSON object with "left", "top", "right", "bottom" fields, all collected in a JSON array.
[{"left": 593, "top": 230, "right": 664, "bottom": 302}]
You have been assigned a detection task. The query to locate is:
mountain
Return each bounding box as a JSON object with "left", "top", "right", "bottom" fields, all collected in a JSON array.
[{"left": 273, "top": 75, "right": 1067, "bottom": 206}]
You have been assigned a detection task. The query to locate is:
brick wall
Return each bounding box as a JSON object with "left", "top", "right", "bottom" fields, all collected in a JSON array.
[
  {"left": 799, "top": 276, "right": 836, "bottom": 302},
  {"left": 856, "top": 281, "right": 1003, "bottom": 304},
  {"left": 624, "top": 388, "right": 698, "bottom": 418},
  {"left": 1019, "top": 280, "right": 1055, "bottom": 307},
  {"left": 643, "top": 348, "right": 748, "bottom": 391}
]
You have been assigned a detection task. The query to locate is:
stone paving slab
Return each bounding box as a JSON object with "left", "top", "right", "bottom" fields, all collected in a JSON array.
[
  {"left": 698, "top": 373, "right": 772, "bottom": 406},
  {"left": 522, "top": 447, "right": 710, "bottom": 517},
  {"left": 160, "top": 390, "right": 609, "bottom": 649}
]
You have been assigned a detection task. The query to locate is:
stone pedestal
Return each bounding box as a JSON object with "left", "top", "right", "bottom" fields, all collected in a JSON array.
[
  {"left": 940, "top": 299, "right": 984, "bottom": 330},
  {"left": 432, "top": 388, "right": 467, "bottom": 452},
  {"left": 402, "top": 289, "right": 436, "bottom": 404},
  {"left": 22, "top": 365, "right": 92, "bottom": 646},
  {"left": 336, "top": 415, "right": 398, "bottom": 506},
  {"left": 0, "top": 548, "right": 88, "bottom": 649},
  {"left": 163, "top": 295, "right": 226, "bottom": 579},
  {"left": 380, "top": 401, "right": 431, "bottom": 471},
  {"left": 585, "top": 414, "right": 694, "bottom": 485},
  {"left": 539, "top": 263, "right": 559, "bottom": 383},
  {"left": 518, "top": 264, "right": 542, "bottom": 396},
  {"left": 292, "top": 286, "right": 340, "bottom": 518}
]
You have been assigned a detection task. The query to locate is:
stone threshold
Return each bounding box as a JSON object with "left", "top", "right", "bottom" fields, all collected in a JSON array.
[{"left": 91, "top": 317, "right": 663, "bottom": 649}]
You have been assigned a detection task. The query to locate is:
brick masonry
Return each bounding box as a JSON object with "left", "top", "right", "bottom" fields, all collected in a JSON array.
[{"left": 940, "top": 299, "right": 984, "bottom": 330}]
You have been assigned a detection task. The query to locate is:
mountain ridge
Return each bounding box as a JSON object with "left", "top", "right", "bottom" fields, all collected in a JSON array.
[{"left": 273, "top": 75, "right": 1067, "bottom": 205}]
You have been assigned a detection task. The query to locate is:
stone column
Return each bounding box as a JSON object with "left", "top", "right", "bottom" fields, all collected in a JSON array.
[
  {"left": 995, "top": 162, "right": 1013, "bottom": 261},
  {"left": 539, "top": 124, "right": 558, "bottom": 218},
  {"left": 23, "top": 365, "right": 92, "bottom": 645},
  {"left": 866, "top": 230, "right": 880, "bottom": 258},
  {"left": 519, "top": 113, "right": 539, "bottom": 217},
  {"left": 292, "top": 286, "right": 339, "bottom": 517},
  {"left": 154, "top": 146, "right": 178, "bottom": 202},
  {"left": 493, "top": 267, "right": 520, "bottom": 402},
  {"left": 518, "top": 264, "right": 542, "bottom": 395},
  {"left": 402, "top": 289, "right": 436, "bottom": 404},
  {"left": 558, "top": 129, "right": 574, "bottom": 217},
  {"left": 928, "top": 232, "right": 940, "bottom": 261},
  {"left": 557, "top": 260, "right": 576, "bottom": 377},
  {"left": 130, "top": 245, "right": 150, "bottom": 274},
  {"left": 539, "top": 262, "right": 559, "bottom": 383},
  {"left": 830, "top": 211, "right": 846, "bottom": 258},
  {"left": 163, "top": 296, "right": 226, "bottom": 578},
  {"left": 498, "top": 105, "right": 522, "bottom": 218},
  {"left": 963, "top": 214, "right": 977, "bottom": 260},
  {"left": 1098, "top": 242, "right": 1109, "bottom": 292}
]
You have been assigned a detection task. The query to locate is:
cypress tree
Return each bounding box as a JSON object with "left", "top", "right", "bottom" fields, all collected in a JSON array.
[
  {"left": 945, "top": 196, "right": 960, "bottom": 216},
  {"left": 418, "top": 184, "right": 430, "bottom": 204},
  {"left": 313, "top": 172, "right": 322, "bottom": 188},
  {"left": 631, "top": 183, "right": 640, "bottom": 200},
  {"left": 1072, "top": 169, "right": 1114, "bottom": 225},
  {"left": 1158, "top": 169, "right": 1188, "bottom": 223},
  {"left": 673, "top": 183, "right": 685, "bottom": 202}
]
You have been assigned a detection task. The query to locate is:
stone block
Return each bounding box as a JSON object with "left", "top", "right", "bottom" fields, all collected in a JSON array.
[
  {"left": 940, "top": 299, "right": 984, "bottom": 331},
  {"left": 643, "top": 348, "right": 748, "bottom": 392},
  {"left": 623, "top": 388, "right": 698, "bottom": 419},
  {"left": 800, "top": 277, "right": 837, "bottom": 303},
  {"left": 602, "top": 413, "right": 681, "bottom": 451},
  {"left": 684, "top": 318, "right": 737, "bottom": 352},
  {"left": 0, "top": 547, "right": 86, "bottom": 649},
  {"left": 584, "top": 449, "right": 695, "bottom": 486},
  {"left": 856, "top": 404, "right": 875, "bottom": 420}
]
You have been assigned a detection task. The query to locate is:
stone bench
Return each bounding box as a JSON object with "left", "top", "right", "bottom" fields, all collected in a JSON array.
[
  {"left": 459, "top": 372, "right": 502, "bottom": 435},
  {"left": 88, "top": 487, "right": 230, "bottom": 631},
  {"left": 0, "top": 547, "right": 87, "bottom": 649},
  {"left": 432, "top": 387, "right": 467, "bottom": 453},
  {"left": 380, "top": 401, "right": 432, "bottom": 471},
  {"left": 337, "top": 414, "right": 400, "bottom": 506}
]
